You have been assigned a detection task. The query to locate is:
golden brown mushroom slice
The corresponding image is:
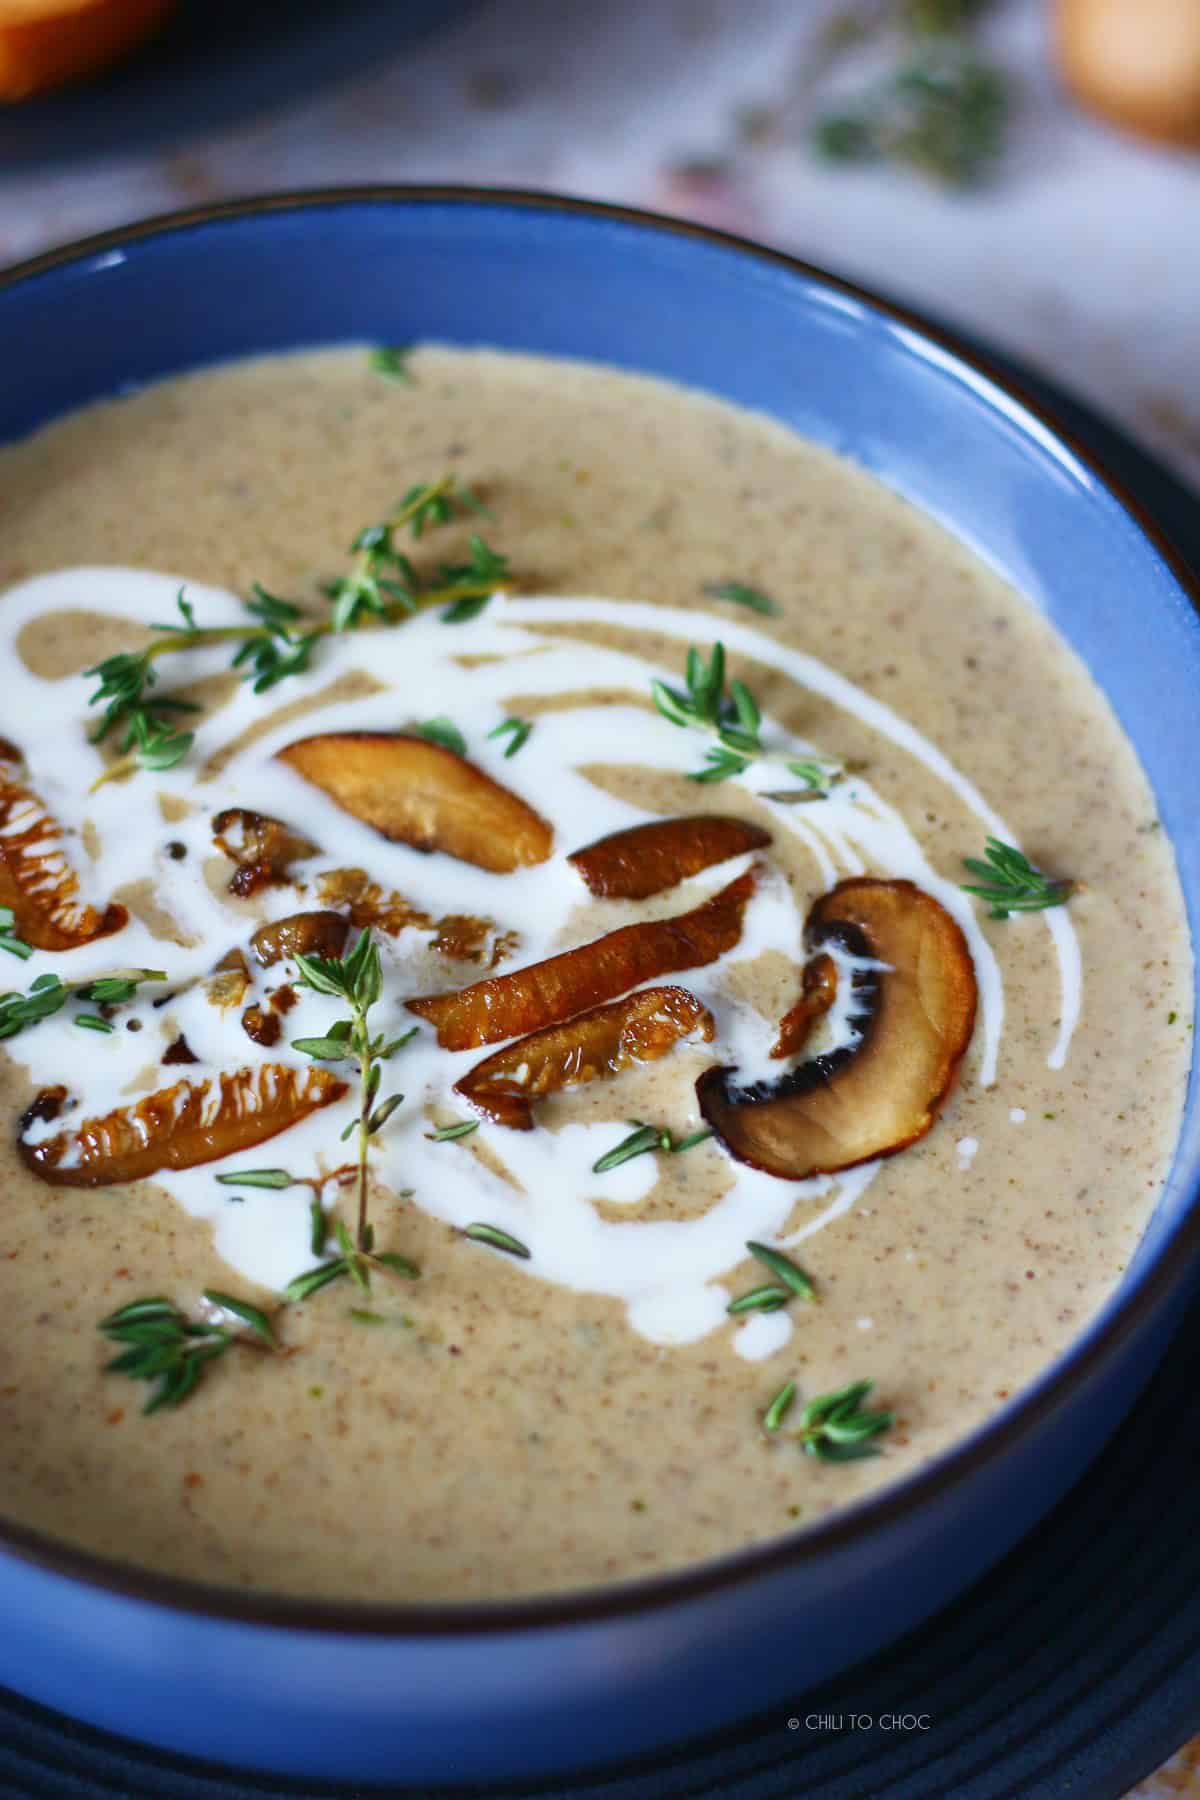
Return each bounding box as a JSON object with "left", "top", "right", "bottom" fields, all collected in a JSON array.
[
  {"left": 250, "top": 909, "right": 349, "bottom": 969},
  {"left": 568, "top": 815, "right": 771, "bottom": 900},
  {"left": 697, "top": 878, "right": 977, "bottom": 1179},
  {"left": 455, "top": 986, "right": 715, "bottom": 1129},
  {"left": 212, "top": 808, "right": 318, "bottom": 898},
  {"left": 409, "top": 863, "right": 761, "bottom": 1051},
  {"left": 18, "top": 1064, "right": 347, "bottom": 1188},
  {"left": 276, "top": 732, "right": 553, "bottom": 873},
  {"left": 0, "top": 738, "right": 126, "bottom": 950}
]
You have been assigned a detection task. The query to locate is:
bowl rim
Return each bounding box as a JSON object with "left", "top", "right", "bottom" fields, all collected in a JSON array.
[{"left": 1, "top": 182, "right": 1198, "bottom": 1639}]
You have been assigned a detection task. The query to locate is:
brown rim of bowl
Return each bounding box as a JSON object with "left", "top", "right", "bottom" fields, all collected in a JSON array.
[{"left": 0, "top": 184, "right": 1198, "bottom": 1639}]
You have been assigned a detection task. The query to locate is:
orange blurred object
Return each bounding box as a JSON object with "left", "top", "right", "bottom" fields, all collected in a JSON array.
[
  {"left": 1057, "top": 0, "right": 1200, "bottom": 147},
  {"left": 0, "top": 0, "right": 175, "bottom": 102}
]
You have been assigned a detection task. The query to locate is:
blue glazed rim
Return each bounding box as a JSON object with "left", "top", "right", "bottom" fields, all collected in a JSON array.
[{"left": 1, "top": 185, "right": 1198, "bottom": 1640}]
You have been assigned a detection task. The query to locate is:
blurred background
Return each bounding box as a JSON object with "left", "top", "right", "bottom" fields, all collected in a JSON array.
[
  {"left": 2, "top": 0, "right": 1199, "bottom": 492},
  {"left": 1, "top": 1, "right": 1199, "bottom": 1794}
]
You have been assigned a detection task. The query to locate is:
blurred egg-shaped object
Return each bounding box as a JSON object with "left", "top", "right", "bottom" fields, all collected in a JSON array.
[
  {"left": 1056, "top": 0, "right": 1200, "bottom": 146},
  {"left": 0, "top": 0, "right": 175, "bottom": 102}
]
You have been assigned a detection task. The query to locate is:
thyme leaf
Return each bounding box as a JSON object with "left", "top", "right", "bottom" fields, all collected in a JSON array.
[
  {"left": 703, "top": 581, "right": 778, "bottom": 617},
  {"left": 415, "top": 717, "right": 467, "bottom": 757},
  {"left": 746, "top": 1241, "right": 816, "bottom": 1301},
  {"left": 488, "top": 717, "right": 534, "bottom": 757},
  {"left": 427, "top": 1119, "right": 480, "bottom": 1142},
  {"left": 591, "top": 1121, "right": 714, "bottom": 1173},
  {"left": 462, "top": 1222, "right": 531, "bottom": 1259},
  {"left": 726, "top": 1283, "right": 792, "bottom": 1315},
  {"left": 369, "top": 345, "right": 414, "bottom": 383},
  {"left": 762, "top": 1379, "right": 797, "bottom": 1434}
]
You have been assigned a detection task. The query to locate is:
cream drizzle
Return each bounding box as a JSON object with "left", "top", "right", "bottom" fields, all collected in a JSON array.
[{"left": 0, "top": 569, "right": 1082, "bottom": 1357}]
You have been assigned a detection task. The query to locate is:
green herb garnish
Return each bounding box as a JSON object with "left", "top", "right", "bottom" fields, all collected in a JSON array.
[
  {"left": 74, "top": 1014, "right": 114, "bottom": 1034},
  {"left": 427, "top": 1120, "right": 480, "bottom": 1143},
  {"left": 100, "top": 1292, "right": 275, "bottom": 1413},
  {"left": 214, "top": 1168, "right": 295, "bottom": 1190},
  {"left": 961, "top": 837, "right": 1075, "bottom": 918},
  {"left": 415, "top": 717, "right": 467, "bottom": 757},
  {"left": 488, "top": 717, "right": 534, "bottom": 757},
  {"left": 813, "top": 29, "right": 1008, "bottom": 189},
  {"left": 369, "top": 345, "right": 414, "bottom": 383},
  {"left": 87, "top": 482, "right": 512, "bottom": 785},
  {"left": 703, "top": 581, "right": 778, "bottom": 616},
  {"left": 746, "top": 1241, "right": 816, "bottom": 1301},
  {"left": 591, "top": 1121, "right": 714, "bottom": 1174},
  {"left": 462, "top": 1222, "right": 531, "bottom": 1259},
  {"left": 762, "top": 1379, "right": 797, "bottom": 1434},
  {"left": 652, "top": 643, "right": 841, "bottom": 792},
  {"left": 795, "top": 1379, "right": 893, "bottom": 1462},
  {"left": 0, "top": 966, "right": 165, "bottom": 1042},
  {"left": 289, "top": 929, "right": 415, "bottom": 1289},
  {"left": 727, "top": 1284, "right": 792, "bottom": 1316},
  {"left": 0, "top": 907, "right": 32, "bottom": 962}
]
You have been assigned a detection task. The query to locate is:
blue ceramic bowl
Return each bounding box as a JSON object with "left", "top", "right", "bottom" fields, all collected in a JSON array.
[{"left": 1, "top": 190, "right": 1198, "bottom": 1785}]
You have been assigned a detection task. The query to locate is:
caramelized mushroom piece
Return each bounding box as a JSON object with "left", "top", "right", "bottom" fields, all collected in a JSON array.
[
  {"left": 409, "top": 864, "right": 760, "bottom": 1051},
  {"left": 316, "top": 868, "right": 509, "bottom": 966},
  {"left": 0, "top": 738, "right": 126, "bottom": 949},
  {"left": 241, "top": 1004, "right": 281, "bottom": 1048},
  {"left": 250, "top": 910, "right": 349, "bottom": 969},
  {"left": 770, "top": 952, "right": 838, "bottom": 1059},
  {"left": 19, "top": 1065, "right": 347, "bottom": 1187},
  {"left": 568, "top": 815, "right": 771, "bottom": 900},
  {"left": 456, "top": 986, "right": 715, "bottom": 1128},
  {"left": 212, "top": 808, "right": 317, "bottom": 898},
  {"left": 276, "top": 732, "right": 553, "bottom": 873},
  {"left": 697, "top": 878, "right": 977, "bottom": 1179},
  {"left": 206, "top": 946, "right": 251, "bottom": 1010}
]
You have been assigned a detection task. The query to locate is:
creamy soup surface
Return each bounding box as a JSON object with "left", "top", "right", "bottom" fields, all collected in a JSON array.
[{"left": 0, "top": 346, "right": 1189, "bottom": 1602}]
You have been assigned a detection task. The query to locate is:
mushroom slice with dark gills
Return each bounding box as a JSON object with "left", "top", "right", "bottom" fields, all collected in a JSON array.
[
  {"left": 0, "top": 738, "right": 126, "bottom": 949},
  {"left": 18, "top": 1065, "right": 347, "bottom": 1187},
  {"left": 276, "top": 732, "right": 553, "bottom": 873},
  {"left": 455, "top": 985, "right": 714, "bottom": 1129},
  {"left": 697, "top": 878, "right": 977, "bottom": 1179}
]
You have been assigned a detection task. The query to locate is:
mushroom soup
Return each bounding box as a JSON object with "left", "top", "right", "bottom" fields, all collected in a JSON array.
[{"left": 0, "top": 346, "right": 1188, "bottom": 1600}]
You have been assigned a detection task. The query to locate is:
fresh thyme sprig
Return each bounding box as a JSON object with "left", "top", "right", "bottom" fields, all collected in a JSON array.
[
  {"left": 325, "top": 479, "right": 507, "bottom": 632},
  {"left": 592, "top": 1120, "right": 713, "bottom": 1174},
  {"left": 286, "top": 1217, "right": 418, "bottom": 1301},
  {"left": 794, "top": 1379, "right": 894, "bottom": 1462},
  {"left": 651, "top": 644, "right": 841, "bottom": 794},
  {"left": 86, "top": 479, "right": 512, "bottom": 785},
  {"left": 961, "top": 837, "right": 1075, "bottom": 919},
  {"left": 99, "top": 1292, "right": 275, "bottom": 1413},
  {"left": 0, "top": 966, "right": 166, "bottom": 1041},
  {"left": 290, "top": 929, "right": 413, "bottom": 1288},
  {"left": 812, "top": 2, "right": 1009, "bottom": 188}
]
